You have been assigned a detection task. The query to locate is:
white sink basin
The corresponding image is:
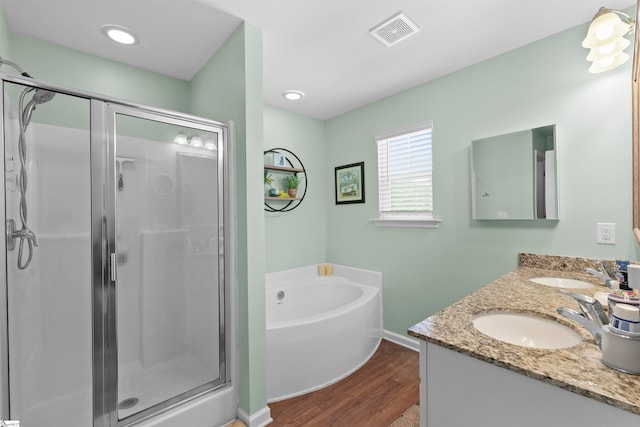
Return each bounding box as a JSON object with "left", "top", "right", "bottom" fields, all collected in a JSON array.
[
  {"left": 529, "top": 277, "right": 595, "bottom": 289},
  {"left": 472, "top": 312, "right": 582, "bottom": 349}
]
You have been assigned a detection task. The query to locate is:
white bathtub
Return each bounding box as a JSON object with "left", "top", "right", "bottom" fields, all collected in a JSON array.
[{"left": 265, "top": 264, "right": 382, "bottom": 402}]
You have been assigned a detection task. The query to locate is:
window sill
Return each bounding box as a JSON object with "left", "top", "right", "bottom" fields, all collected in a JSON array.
[{"left": 371, "top": 217, "right": 441, "bottom": 228}]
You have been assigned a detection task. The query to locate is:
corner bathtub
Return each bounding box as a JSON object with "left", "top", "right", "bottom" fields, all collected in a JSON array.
[{"left": 266, "top": 264, "right": 382, "bottom": 402}]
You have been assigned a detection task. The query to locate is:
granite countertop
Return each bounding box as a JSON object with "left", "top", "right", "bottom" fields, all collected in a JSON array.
[{"left": 408, "top": 253, "right": 640, "bottom": 416}]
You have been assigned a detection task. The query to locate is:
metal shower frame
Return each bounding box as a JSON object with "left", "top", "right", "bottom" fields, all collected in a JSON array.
[{"left": 0, "top": 73, "right": 234, "bottom": 427}]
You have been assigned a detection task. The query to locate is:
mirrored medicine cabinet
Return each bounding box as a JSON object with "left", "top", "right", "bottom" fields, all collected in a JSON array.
[{"left": 471, "top": 124, "right": 558, "bottom": 220}]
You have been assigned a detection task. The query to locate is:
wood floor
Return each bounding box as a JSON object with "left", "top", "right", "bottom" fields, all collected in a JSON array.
[{"left": 268, "top": 339, "right": 419, "bottom": 427}]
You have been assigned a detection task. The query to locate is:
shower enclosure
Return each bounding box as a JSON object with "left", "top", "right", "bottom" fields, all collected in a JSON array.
[{"left": 0, "top": 76, "right": 235, "bottom": 426}]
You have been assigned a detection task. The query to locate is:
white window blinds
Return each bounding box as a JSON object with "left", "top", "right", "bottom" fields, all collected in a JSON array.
[{"left": 376, "top": 121, "right": 433, "bottom": 217}]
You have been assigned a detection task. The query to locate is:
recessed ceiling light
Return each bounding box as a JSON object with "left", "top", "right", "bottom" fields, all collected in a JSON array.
[
  {"left": 101, "top": 25, "right": 138, "bottom": 45},
  {"left": 283, "top": 90, "right": 304, "bottom": 101}
]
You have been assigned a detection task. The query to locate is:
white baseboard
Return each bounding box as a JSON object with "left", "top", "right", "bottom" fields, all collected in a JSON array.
[
  {"left": 383, "top": 329, "right": 420, "bottom": 351},
  {"left": 237, "top": 406, "right": 272, "bottom": 427}
]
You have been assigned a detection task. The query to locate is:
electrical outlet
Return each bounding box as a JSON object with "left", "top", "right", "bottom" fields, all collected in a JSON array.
[{"left": 597, "top": 223, "right": 616, "bottom": 244}]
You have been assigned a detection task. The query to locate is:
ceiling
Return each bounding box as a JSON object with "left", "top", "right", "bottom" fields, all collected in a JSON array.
[{"left": 2, "top": 0, "right": 637, "bottom": 120}]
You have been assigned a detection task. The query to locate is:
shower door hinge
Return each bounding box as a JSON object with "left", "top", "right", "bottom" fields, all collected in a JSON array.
[{"left": 110, "top": 253, "right": 117, "bottom": 283}]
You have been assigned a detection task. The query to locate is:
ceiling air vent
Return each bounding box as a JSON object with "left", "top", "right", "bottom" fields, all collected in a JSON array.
[{"left": 369, "top": 12, "right": 420, "bottom": 47}]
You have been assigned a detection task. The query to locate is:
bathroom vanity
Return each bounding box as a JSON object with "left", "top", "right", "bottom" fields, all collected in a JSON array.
[{"left": 408, "top": 254, "right": 640, "bottom": 427}]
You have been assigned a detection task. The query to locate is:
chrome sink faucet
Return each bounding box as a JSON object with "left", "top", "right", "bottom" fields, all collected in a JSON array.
[
  {"left": 556, "top": 289, "right": 608, "bottom": 347},
  {"left": 583, "top": 261, "right": 619, "bottom": 289}
]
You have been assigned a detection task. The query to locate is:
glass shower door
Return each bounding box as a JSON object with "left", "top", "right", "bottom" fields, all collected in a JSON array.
[
  {"left": 3, "top": 81, "right": 93, "bottom": 426},
  {"left": 110, "top": 108, "right": 226, "bottom": 423}
]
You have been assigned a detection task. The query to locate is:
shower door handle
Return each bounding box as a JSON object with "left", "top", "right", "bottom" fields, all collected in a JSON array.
[{"left": 110, "top": 252, "right": 118, "bottom": 283}]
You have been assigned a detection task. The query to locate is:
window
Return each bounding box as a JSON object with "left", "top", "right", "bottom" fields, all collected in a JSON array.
[{"left": 374, "top": 120, "right": 440, "bottom": 228}]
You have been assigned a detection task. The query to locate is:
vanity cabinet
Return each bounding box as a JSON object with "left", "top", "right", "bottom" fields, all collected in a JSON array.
[
  {"left": 264, "top": 148, "right": 306, "bottom": 212},
  {"left": 410, "top": 258, "right": 640, "bottom": 427},
  {"left": 420, "top": 342, "right": 639, "bottom": 427}
]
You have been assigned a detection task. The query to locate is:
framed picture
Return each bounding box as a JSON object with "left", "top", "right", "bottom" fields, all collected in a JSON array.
[
  {"left": 273, "top": 152, "right": 286, "bottom": 167},
  {"left": 335, "top": 162, "right": 365, "bottom": 204},
  {"left": 265, "top": 151, "right": 286, "bottom": 167}
]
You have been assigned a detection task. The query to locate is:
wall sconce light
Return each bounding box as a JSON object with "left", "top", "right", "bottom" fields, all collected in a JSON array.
[
  {"left": 174, "top": 132, "right": 189, "bottom": 145},
  {"left": 190, "top": 135, "right": 203, "bottom": 148},
  {"left": 173, "top": 132, "right": 216, "bottom": 150},
  {"left": 204, "top": 138, "right": 217, "bottom": 150},
  {"left": 583, "top": 7, "right": 636, "bottom": 73}
]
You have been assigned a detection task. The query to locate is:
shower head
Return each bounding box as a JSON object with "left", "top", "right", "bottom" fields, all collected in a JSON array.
[
  {"left": 32, "top": 89, "right": 55, "bottom": 104},
  {"left": 22, "top": 89, "right": 55, "bottom": 127}
]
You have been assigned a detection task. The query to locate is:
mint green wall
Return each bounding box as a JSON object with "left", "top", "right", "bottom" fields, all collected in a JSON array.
[
  {"left": 190, "top": 23, "right": 267, "bottom": 415},
  {"left": 263, "top": 105, "right": 326, "bottom": 272},
  {"left": 0, "top": 4, "right": 12, "bottom": 62},
  {"left": 325, "top": 21, "right": 639, "bottom": 335},
  {"left": 10, "top": 34, "right": 189, "bottom": 112}
]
